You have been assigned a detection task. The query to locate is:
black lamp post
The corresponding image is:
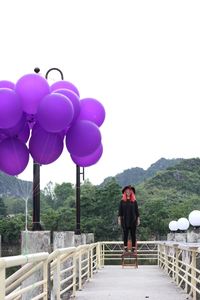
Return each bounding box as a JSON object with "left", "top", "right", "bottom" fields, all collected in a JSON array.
[
  {"left": 75, "top": 165, "right": 85, "bottom": 234},
  {"left": 31, "top": 67, "right": 85, "bottom": 233},
  {"left": 32, "top": 67, "right": 43, "bottom": 230}
]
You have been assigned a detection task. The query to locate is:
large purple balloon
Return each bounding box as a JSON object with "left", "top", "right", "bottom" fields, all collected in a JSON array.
[
  {"left": 54, "top": 89, "right": 80, "bottom": 123},
  {"left": 0, "top": 113, "right": 26, "bottom": 137},
  {"left": 0, "top": 88, "right": 23, "bottom": 128},
  {"left": 15, "top": 74, "right": 50, "bottom": 114},
  {"left": 0, "top": 138, "right": 29, "bottom": 175},
  {"left": 0, "top": 80, "right": 15, "bottom": 89},
  {"left": 29, "top": 127, "right": 64, "bottom": 164},
  {"left": 66, "top": 120, "right": 101, "bottom": 157},
  {"left": 77, "top": 98, "right": 105, "bottom": 127},
  {"left": 17, "top": 123, "right": 30, "bottom": 143},
  {"left": 50, "top": 80, "right": 80, "bottom": 96},
  {"left": 37, "top": 93, "right": 74, "bottom": 133},
  {"left": 71, "top": 144, "right": 103, "bottom": 167}
]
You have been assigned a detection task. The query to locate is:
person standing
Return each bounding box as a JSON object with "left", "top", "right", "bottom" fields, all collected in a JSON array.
[{"left": 118, "top": 185, "right": 140, "bottom": 252}]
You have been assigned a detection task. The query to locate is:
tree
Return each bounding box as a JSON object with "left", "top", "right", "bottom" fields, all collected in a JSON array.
[
  {"left": 54, "top": 182, "right": 75, "bottom": 209},
  {"left": 0, "top": 197, "right": 7, "bottom": 217}
]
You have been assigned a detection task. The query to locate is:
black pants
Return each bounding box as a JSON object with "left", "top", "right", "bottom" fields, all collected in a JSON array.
[{"left": 122, "top": 224, "right": 137, "bottom": 247}]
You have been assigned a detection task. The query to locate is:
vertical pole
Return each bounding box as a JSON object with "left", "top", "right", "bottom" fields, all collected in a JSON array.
[
  {"left": 0, "top": 262, "right": 5, "bottom": 300},
  {"left": 75, "top": 165, "right": 81, "bottom": 234},
  {"left": 191, "top": 249, "right": 197, "bottom": 300},
  {"left": 32, "top": 67, "right": 42, "bottom": 231},
  {"left": 32, "top": 160, "right": 42, "bottom": 230},
  {"left": 87, "top": 250, "right": 90, "bottom": 280},
  {"left": 79, "top": 252, "right": 82, "bottom": 290},
  {"left": 72, "top": 253, "right": 76, "bottom": 297},
  {"left": 175, "top": 246, "right": 179, "bottom": 285},
  {"left": 43, "top": 259, "right": 48, "bottom": 300},
  {"left": 90, "top": 248, "right": 93, "bottom": 279}
]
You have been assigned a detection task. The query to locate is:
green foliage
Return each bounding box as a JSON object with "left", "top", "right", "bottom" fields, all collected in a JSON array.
[
  {"left": 1, "top": 158, "right": 200, "bottom": 244},
  {"left": 0, "top": 214, "right": 26, "bottom": 243},
  {"left": 0, "top": 197, "right": 7, "bottom": 217}
]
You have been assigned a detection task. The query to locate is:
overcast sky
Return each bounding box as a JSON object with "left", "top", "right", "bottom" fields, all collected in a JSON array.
[{"left": 0, "top": 0, "right": 200, "bottom": 188}]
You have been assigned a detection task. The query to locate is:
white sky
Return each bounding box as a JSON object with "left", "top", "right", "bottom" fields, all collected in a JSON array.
[{"left": 0, "top": 0, "right": 200, "bottom": 188}]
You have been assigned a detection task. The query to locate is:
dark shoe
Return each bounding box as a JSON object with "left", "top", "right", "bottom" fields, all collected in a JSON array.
[
  {"left": 131, "top": 247, "right": 135, "bottom": 253},
  {"left": 124, "top": 247, "right": 128, "bottom": 253}
]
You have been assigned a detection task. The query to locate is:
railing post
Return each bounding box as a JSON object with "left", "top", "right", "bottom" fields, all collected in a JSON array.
[
  {"left": 175, "top": 246, "right": 179, "bottom": 285},
  {"left": 163, "top": 244, "right": 167, "bottom": 272},
  {"left": 97, "top": 243, "right": 101, "bottom": 269},
  {"left": 54, "top": 254, "right": 61, "bottom": 300},
  {"left": 191, "top": 248, "right": 197, "bottom": 300},
  {"left": 43, "top": 259, "right": 48, "bottom": 300},
  {"left": 103, "top": 243, "right": 105, "bottom": 267},
  {"left": 72, "top": 252, "right": 77, "bottom": 297},
  {"left": 87, "top": 248, "right": 90, "bottom": 281},
  {"left": 90, "top": 247, "right": 93, "bottom": 279},
  {"left": 157, "top": 243, "right": 160, "bottom": 266},
  {"left": 0, "top": 260, "right": 5, "bottom": 300},
  {"left": 79, "top": 251, "right": 82, "bottom": 290}
]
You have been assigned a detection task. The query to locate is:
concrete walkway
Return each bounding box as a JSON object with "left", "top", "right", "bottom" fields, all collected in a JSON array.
[{"left": 75, "top": 266, "right": 190, "bottom": 300}]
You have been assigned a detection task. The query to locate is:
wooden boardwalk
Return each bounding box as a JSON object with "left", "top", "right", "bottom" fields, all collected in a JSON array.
[{"left": 75, "top": 266, "right": 190, "bottom": 300}]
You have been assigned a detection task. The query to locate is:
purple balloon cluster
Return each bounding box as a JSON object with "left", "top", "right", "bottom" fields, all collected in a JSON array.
[{"left": 0, "top": 74, "right": 105, "bottom": 176}]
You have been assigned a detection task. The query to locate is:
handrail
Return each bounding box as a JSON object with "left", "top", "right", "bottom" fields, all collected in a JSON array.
[
  {"left": 1, "top": 241, "right": 199, "bottom": 300},
  {"left": 0, "top": 243, "right": 101, "bottom": 300},
  {"left": 158, "top": 241, "right": 200, "bottom": 300}
]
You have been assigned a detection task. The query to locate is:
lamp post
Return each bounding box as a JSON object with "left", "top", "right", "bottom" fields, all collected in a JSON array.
[
  {"left": 75, "top": 165, "right": 85, "bottom": 234},
  {"left": 32, "top": 67, "right": 43, "bottom": 230},
  {"left": 32, "top": 67, "right": 85, "bottom": 233}
]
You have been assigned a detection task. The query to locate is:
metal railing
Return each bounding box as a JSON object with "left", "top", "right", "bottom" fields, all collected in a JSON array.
[
  {"left": 100, "top": 241, "right": 159, "bottom": 265},
  {"left": 158, "top": 242, "right": 200, "bottom": 300},
  {"left": 0, "top": 242, "right": 101, "bottom": 300},
  {"left": 1, "top": 241, "right": 200, "bottom": 299}
]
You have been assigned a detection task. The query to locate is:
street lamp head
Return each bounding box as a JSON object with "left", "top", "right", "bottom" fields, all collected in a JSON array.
[
  {"left": 189, "top": 210, "right": 200, "bottom": 227},
  {"left": 177, "top": 217, "right": 189, "bottom": 231},
  {"left": 169, "top": 220, "right": 178, "bottom": 232}
]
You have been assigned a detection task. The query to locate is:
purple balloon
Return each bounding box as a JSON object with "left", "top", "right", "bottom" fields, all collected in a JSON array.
[
  {"left": 0, "top": 138, "right": 29, "bottom": 176},
  {"left": 77, "top": 98, "right": 105, "bottom": 127},
  {"left": 17, "top": 123, "right": 30, "bottom": 143},
  {"left": 50, "top": 80, "right": 80, "bottom": 96},
  {"left": 54, "top": 89, "right": 80, "bottom": 123},
  {"left": 66, "top": 120, "right": 101, "bottom": 157},
  {"left": 0, "top": 113, "right": 26, "bottom": 137},
  {"left": 37, "top": 93, "right": 74, "bottom": 133},
  {"left": 0, "top": 88, "right": 23, "bottom": 129},
  {"left": 71, "top": 144, "right": 103, "bottom": 167},
  {"left": 0, "top": 80, "right": 15, "bottom": 89},
  {"left": 15, "top": 74, "right": 50, "bottom": 114},
  {"left": 29, "top": 127, "right": 64, "bottom": 164}
]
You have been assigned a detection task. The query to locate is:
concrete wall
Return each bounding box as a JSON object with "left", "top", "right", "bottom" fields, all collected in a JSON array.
[
  {"left": 21, "top": 231, "right": 51, "bottom": 300},
  {"left": 167, "top": 229, "right": 200, "bottom": 243}
]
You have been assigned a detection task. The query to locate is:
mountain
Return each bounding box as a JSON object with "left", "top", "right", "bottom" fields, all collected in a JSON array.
[
  {"left": 0, "top": 172, "right": 32, "bottom": 199},
  {"left": 101, "top": 158, "right": 183, "bottom": 187},
  {"left": 143, "top": 158, "right": 200, "bottom": 195}
]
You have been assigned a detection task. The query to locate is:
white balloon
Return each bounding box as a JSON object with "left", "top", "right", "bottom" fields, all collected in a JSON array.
[
  {"left": 177, "top": 218, "right": 189, "bottom": 231},
  {"left": 189, "top": 210, "right": 200, "bottom": 227},
  {"left": 169, "top": 221, "right": 178, "bottom": 231}
]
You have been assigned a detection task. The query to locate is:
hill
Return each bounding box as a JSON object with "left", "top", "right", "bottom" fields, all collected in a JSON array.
[
  {"left": 101, "top": 157, "right": 183, "bottom": 187},
  {"left": 0, "top": 172, "right": 32, "bottom": 199},
  {"left": 136, "top": 158, "right": 200, "bottom": 239}
]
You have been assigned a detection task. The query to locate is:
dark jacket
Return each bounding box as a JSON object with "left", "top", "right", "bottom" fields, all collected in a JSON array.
[{"left": 118, "top": 200, "right": 139, "bottom": 227}]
